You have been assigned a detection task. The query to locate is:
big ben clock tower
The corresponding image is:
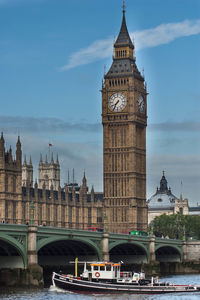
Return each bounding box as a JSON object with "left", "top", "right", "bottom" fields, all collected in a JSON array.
[{"left": 102, "top": 5, "right": 148, "bottom": 233}]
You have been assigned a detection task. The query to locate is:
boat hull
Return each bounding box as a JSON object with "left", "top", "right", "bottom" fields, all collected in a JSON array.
[{"left": 52, "top": 272, "right": 200, "bottom": 294}]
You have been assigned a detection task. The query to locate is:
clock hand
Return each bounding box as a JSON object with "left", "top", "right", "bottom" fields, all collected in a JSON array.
[{"left": 113, "top": 100, "right": 119, "bottom": 110}]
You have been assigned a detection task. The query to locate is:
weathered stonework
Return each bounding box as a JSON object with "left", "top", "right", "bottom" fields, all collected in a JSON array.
[{"left": 102, "top": 9, "right": 148, "bottom": 233}]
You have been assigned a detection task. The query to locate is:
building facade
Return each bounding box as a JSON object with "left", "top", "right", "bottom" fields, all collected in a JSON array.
[
  {"left": 147, "top": 172, "right": 200, "bottom": 224},
  {"left": 0, "top": 134, "right": 104, "bottom": 228},
  {"left": 102, "top": 7, "right": 148, "bottom": 232}
]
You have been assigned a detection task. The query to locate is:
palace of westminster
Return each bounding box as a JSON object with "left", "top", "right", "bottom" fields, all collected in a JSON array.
[{"left": 1, "top": 6, "right": 194, "bottom": 233}]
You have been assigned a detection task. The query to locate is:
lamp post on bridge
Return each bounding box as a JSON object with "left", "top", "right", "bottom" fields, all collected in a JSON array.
[
  {"left": 104, "top": 212, "right": 107, "bottom": 233},
  {"left": 30, "top": 201, "right": 35, "bottom": 226}
]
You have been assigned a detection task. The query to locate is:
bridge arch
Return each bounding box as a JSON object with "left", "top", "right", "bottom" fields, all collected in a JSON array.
[
  {"left": 0, "top": 234, "right": 26, "bottom": 268},
  {"left": 155, "top": 244, "right": 182, "bottom": 262},
  {"left": 37, "top": 237, "right": 101, "bottom": 267},
  {"left": 109, "top": 241, "right": 149, "bottom": 264}
]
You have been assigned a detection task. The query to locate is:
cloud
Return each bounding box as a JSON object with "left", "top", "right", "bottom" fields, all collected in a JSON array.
[
  {"left": 149, "top": 121, "right": 200, "bottom": 132},
  {"left": 60, "top": 19, "right": 200, "bottom": 71},
  {"left": 1, "top": 116, "right": 199, "bottom": 139},
  {"left": 4, "top": 132, "right": 103, "bottom": 191},
  {"left": 0, "top": 115, "right": 101, "bottom": 134},
  {"left": 134, "top": 19, "right": 200, "bottom": 50},
  {"left": 2, "top": 120, "right": 199, "bottom": 200}
]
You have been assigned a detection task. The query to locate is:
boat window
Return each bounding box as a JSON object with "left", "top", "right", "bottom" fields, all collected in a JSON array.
[
  {"left": 106, "top": 265, "right": 111, "bottom": 271},
  {"left": 87, "top": 265, "right": 91, "bottom": 271},
  {"left": 100, "top": 266, "right": 105, "bottom": 271},
  {"left": 94, "top": 266, "right": 98, "bottom": 271}
]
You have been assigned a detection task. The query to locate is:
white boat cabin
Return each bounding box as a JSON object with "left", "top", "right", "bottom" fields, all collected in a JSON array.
[{"left": 80, "top": 262, "right": 145, "bottom": 282}]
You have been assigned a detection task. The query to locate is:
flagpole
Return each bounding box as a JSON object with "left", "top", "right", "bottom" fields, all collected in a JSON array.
[
  {"left": 49, "top": 144, "right": 50, "bottom": 162},
  {"left": 48, "top": 143, "right": 53, "bottom": 162}
]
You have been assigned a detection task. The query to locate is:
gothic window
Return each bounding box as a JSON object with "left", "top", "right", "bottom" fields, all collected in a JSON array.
[
  {"left": 5, "top": 175, "right": 8, "bottom": 192},
  {"left": 69, "top": 206, "right": 72, "bottom": 224},
  {"left": 61, "top": 205, "right": 65, "bottom": 225},
  {"left": 88, "top": 207, "right": 91, "bottom": 226},
  {"left": 97, "top": 208, "right": 102, "bottom": 223},
  {"left": 76, "top": 207, "right": 79, "bottom": 228},
  {"left": 38, "top": 205, "right": 42, "bottom": 222},
  {"left": 5, "top": 201, "right": 8, "bottom": 219},
  {"left": 158, "top": 198, "right": 162, "bottom": 202},
  {"left": 13, "top": 202, "right": 16, "bottom": 220},
  {"left": 22, "top": 203, "right": 25, "bottom": 221},
  {"left": 47, "top": 205, "right": 50, "bottom": 221},
  {"left": 179, "top": 207, "right": 183, "bottom": 214},
  {"left": 13, "top": 176, "right": 16, "bottom": 193}
]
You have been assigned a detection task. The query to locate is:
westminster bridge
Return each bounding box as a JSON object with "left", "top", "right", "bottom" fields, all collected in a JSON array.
[{"left": 1, "top": 224, "right": 200, "bottom": 270}]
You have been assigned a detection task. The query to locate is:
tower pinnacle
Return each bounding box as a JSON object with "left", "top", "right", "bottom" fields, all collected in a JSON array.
[
  {"left": 122, "top": 0, "right": 125, "bottom": 13},
  {"left": 114, "top": 2, "right": 134, "bottom": 50}
]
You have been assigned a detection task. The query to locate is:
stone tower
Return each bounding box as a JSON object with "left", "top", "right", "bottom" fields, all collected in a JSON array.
[
  {"left": 22, "top": 155, "right": 33, "bottom": 187},
  {"left": 0, "top": 133, "right": 22, "bottom": 223},
  {"left": 38, "top": 153, "right": 60, "bottom": 190},
  {"left": 102, "top": 6, "right": 148, "bottom": 232}
]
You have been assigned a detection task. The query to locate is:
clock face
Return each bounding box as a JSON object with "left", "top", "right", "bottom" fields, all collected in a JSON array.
[
  {"left": 108, "top": 93, "right": 127, "bottom": 112},
  {"left": 138, "top": 94, "right": 145, "bottom": 113}
]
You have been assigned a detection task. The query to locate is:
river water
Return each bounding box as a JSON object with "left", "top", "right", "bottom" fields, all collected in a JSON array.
[{"left": 0, "top": 274, "right": 200, "bottom": 300}]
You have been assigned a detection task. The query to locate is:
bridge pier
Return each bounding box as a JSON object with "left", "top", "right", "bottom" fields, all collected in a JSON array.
[
  {"left": 149, "top": 236, "right": 156, "bottom": 262},
  {"left": 182, "top": 241, "right": 187, "bottom": 262},
  {"left": 102, "top": 233, "right": 109, "bottom": 261},
  {"left": 28, "top": 226, "right": 38, "bottom": 265},
  {"left": 27, "top": 226, "right": 44, "bottom": 286}
]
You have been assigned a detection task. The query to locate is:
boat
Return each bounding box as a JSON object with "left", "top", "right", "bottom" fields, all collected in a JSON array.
[{"left": 52, "top": 259, "right": 200, "bottom": 294}]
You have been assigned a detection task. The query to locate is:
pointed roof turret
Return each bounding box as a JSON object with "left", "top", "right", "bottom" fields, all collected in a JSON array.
[
  {"left": 114, "top": 2, "right": 134, "bottom": 49},
  {"left": 82, "top": 170, "right": 87, "bottom": 186},
  {"left": 51, "top": 152, "right": 54, "bottom": 164},
  {"left": 0, "top": 132, "right": 4, "bottom": 142},
  {"left": 23, "top": 155, "right": 27, "bottom": 166},
  {"left": 56, "top": 154, "right": 59, "bottom": 165},
  {"left": 17, "top": 135, "right": 21, "bottom": 146},
  {"left": 40, "top": 153, "right": 43, "bottom": 164},
  {"left": 16, "top": 136, "right": 22, "bottom": 165},
  {"left": 29, "top": 156, "right": 32, "bottom": 166},
  {"left": 9, "top": 146, "right": 13, "bottom": 163},
  {"left": 160, "top": 171, "right": 168, "bottom": 192},
  {"left": 0, "top": 132, "right": 5, "bottom": 157}
]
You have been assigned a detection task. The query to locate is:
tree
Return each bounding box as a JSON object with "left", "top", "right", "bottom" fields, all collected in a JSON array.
[{"left": 148, "top": 214, "right": 200, "bottom": 240}]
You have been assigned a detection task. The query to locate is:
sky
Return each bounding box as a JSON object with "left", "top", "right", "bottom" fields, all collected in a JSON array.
[{"left": 0, "top": 0, "right": 199, "bottom": 205}]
